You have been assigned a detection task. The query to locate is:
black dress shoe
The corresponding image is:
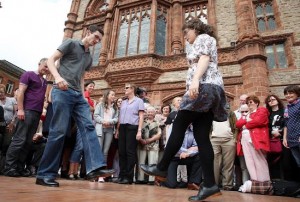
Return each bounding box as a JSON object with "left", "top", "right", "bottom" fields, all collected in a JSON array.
[
  {"left": 112, "top": 177, "right": 123, "bottom": 183},
  {"left": 19, "top": 169, "right": 31, "bottom": 177},
  {"left": 36, "top": 178, "right": 59, "bottom": 187},
  {"left": 118, "top": 178, "right": 132, "bottom": 184},
  {"left": 4, "top": 169, "right": 21, "bottom": 177},
  {"left": 140, "top": 164, "right": 167, "bottom": 178},
  {"left": 86, "top": 168, "right": 115, "bottom": 180},
  {"left": 188, "top": 184, "right": 221, "bottom": 201}
]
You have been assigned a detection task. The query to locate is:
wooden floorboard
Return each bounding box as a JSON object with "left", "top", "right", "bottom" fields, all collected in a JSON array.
[{"left": 0, "top": 176, "right": 298, "bottom": 202}]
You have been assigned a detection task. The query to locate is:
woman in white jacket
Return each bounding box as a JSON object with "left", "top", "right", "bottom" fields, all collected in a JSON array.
[{"left": 94, "top": 90, "right": 119, "bottom": 163}]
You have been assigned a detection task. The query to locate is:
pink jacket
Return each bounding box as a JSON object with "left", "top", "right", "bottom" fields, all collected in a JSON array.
[{"left": 236, "top": 107, "right": 270, "bottom": 154}]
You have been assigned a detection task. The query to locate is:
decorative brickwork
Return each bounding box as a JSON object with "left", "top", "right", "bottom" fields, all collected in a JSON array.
[{"left": 62, "top": 0, "right": 300, "bottom": 110}]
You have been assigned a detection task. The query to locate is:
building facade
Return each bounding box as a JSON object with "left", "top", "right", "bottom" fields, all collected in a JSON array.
[
  {"left": 63, "top": 0, "right": 300, "bottom": 109},
  {"left": 0, "top": 60, "right": 25, "bottom": 96}
]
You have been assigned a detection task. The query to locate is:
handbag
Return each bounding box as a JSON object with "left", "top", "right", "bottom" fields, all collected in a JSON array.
[{"left": 269, "top": 138, "right": 282, "bottom": 153}]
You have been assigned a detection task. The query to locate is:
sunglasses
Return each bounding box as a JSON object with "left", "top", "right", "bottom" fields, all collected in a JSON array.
[{"left": 241, "top": 111, "right": 249, "bottom": 113}]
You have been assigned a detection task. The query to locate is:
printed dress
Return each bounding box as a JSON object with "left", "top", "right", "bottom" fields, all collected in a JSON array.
[{"left": 180, "top": 34, "right": 227, "bottom": 122}]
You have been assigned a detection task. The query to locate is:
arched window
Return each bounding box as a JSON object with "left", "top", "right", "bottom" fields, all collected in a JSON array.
[
  {"left": 116, "top": 5, "right": 151, "bottom": 57},
  {"left": 92, "top": 42, "right": 102, "bottom": 66},
  {"left": 155, "top": 7, "right": 167, "bottom": 55},
  {"left": 254, "top": 1, "right": 277, "bottom": 31}
]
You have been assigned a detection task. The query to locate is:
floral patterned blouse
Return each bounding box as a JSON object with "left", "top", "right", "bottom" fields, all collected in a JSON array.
[{"left": 185, "top": 34, "right": 224, "bottom": 91}]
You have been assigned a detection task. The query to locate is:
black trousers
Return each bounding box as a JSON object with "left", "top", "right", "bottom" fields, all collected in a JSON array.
[
  {"left": 5, "top": 110, "right": 41, "bottom": 171},
  {"left": 163, "top": 155, "right": 202, "bottom": 188},
  {"left": 158, "top": 110, "right": 215, "bottom": 187},
  {"left": 118, "top": 124, "right": 138, "bottom": 181}
]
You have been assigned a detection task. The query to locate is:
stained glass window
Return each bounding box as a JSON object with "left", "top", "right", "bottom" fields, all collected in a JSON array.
[{"left": 255, "top": 1, "right": 277, "bottom": 31}]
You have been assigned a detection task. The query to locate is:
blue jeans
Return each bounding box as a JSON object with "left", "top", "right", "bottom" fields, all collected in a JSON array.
[
  {"left": 37, "top": 88, "right": 106, "bottom": 179},
  {"left": 69, "top": 128, "right": 83, "bottom": 163}
]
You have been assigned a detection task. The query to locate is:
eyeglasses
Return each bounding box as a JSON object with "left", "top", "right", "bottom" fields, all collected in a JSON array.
[
  {"left": 241, "top": 111, "right": 249, "bottom": 113},
  {"left": 268, "top": 98, "right": 277, "bottom": 103}
]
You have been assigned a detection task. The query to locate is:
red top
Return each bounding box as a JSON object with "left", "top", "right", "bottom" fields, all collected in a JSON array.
[
  {"left": 84, "top": 91, "right": 94, "bottom": 108},
  {"left": 236, "top": 107, "right": 270, "bottom": 154}
]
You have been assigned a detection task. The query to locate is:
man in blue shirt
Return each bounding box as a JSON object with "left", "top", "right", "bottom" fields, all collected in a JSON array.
[{"left": 160, "top": 125, "right": 202, "bottom": 190}]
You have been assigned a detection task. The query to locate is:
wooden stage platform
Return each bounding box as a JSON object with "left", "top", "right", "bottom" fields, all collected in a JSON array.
[{"left": 0, "top": 176, "right": 298, "bottom": 202}]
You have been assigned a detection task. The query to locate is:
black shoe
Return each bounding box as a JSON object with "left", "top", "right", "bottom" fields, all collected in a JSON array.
[
  {"left": 19, "top": 169, "right": 31, "bottom": 177},
  {"left": 4, "top": 169, "right": 21, "bottom": 177},
  {"left": 60, "top": 170, "right": 69, "bottom": 179},
  {"left": 140, "top": 164, "right": 167, "bottom": 178},
  {"left": 118, "top": 178, "right": 132, "bottom": 184},
  {"left": 112, "top": 177, "right": 123, "bottom": 183},
  {"left": 188, "top": 184, "right": 221, "bottom": 201},
  {"left": 135, "top": 180, "right": 148, "bottom": 185},
  {"left": 86, "top": 168, "right": 115, "bottom": 180},
  {"left": 36, "top": 178, "right": 59, "bottom": 187}
]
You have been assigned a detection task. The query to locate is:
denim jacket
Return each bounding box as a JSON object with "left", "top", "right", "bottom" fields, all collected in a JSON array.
[{"left": 94, "top": 103, "right": 119, "bottom": 136}]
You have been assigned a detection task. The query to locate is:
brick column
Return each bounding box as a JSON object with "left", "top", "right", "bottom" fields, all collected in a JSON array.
[
  {"left": 63, "top": 0, "right": 80, "bottom": 40},
  {"left": 99, "top": 0, "right": 116, "bottom": 65},
  {"left": 171, "top": 0, "right": 182, "bottom": 54},
  {"left": 235, "top": 0, "right": 269, "bottom": 100},
  {"left": 149, "top": 0, "right": 157, "bottom": 53}
]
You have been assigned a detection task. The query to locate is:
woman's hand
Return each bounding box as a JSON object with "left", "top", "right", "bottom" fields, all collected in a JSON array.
[
  {"left": 114, "top": 130, "right": 119, "bottom": 139},
  {"left": 136, "top": 131, "right": 142, "bottom": 140},
  {"left": 283, "top": 137, "right": 289, "bottom": 148},
  {"left": 189, "top": 80, "right": 199, "bottom": 99},
  {"left": 7, "top": 122, "right": 15, "bottom": 133}
]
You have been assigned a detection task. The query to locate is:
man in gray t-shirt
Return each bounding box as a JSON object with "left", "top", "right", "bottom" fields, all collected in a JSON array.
[{"left": 36, "top": 25, "right": 114, "bottom": 188}]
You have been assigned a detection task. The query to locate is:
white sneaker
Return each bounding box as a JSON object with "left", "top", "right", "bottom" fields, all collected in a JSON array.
[{"left": 98, "top": 177, "right": 105, "bottom": 183}]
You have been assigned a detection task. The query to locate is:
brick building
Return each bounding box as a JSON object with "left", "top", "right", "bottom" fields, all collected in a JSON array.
[
  {"left": 62, "top": 0, "right": 300, "bottom": 109},
  {"left": 0, "top": 60, "right": 25, "bottom": 96}
]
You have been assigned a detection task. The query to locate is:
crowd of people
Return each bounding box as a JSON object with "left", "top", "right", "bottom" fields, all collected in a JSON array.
[{"left": 0, "top": 18, "right": 299, "bottom": 201}]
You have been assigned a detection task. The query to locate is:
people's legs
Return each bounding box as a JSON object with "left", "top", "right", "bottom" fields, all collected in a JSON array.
[
  {"left": 177, "top": 165, "right": 188, "bottom": 183},
  {"left": 163, "top": 158, "right": 180, "bottom": 188},
  {"left": 68, "top": 129, "right": 83, "bottom": 178},
  {"left": 69, "top": 129, "right": 83, "bottom": 164},
  {"left": 186, "top": 155, "right": 202, "bottom": 185},
  {"left": 30, "top": 143, "right": 46, "bottom": 168},
  {"left": 221, "top": 139, "right": 236, "bottom": 188},
  {"left": 147, "top": 150, "right": 159, "bottom": 182},
  {"left": 137, "top": 148, "right": 147, "bottom": 181},
  {"left": 290, "top": 145, "right": 300, "bottom": 167},
  {"left": 211, "top": 139, "right": 222, "bottom": 186},
  {"left": 157, "top": 110, "right": 193, "bottom": 171},
  {"left": 37, "top": 88, "right": 73, "bottom": 179},
  {"left": 124, "top": 124, "right": 138, "bottom": 181},
  {"left": 118, "top": 124, "right": 127, "bottom": 179},
  {"left": 102, "top": 128, "right": 114, "bottom": 163},
  {"left": 192, "top": 111, "right": 215, "bottom": 187},
  {"left": 239, "top": 156, "right": 250, "bottom": 183},
  {"left": 72, "top": 93, "right": 106, "bottom": 174},
  {"left": 5, "top": 110, "right": 40, "bottom": 171},
  {"left": 241, "top": 132, "right": 270, "bottom": 181}
]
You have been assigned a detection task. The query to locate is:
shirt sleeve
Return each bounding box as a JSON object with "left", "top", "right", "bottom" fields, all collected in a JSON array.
[
  {"left": 193, "top": 34, "right": 215, "bottom": 56},
  {"left": 57, "top": 39, "right": 73, "bottom": 55},
  {"left": 138, "top": 99, "right": 145, "bottom": 111},
  {"left": 19, "top": 72, "right": 31, "bottom": 86}
]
